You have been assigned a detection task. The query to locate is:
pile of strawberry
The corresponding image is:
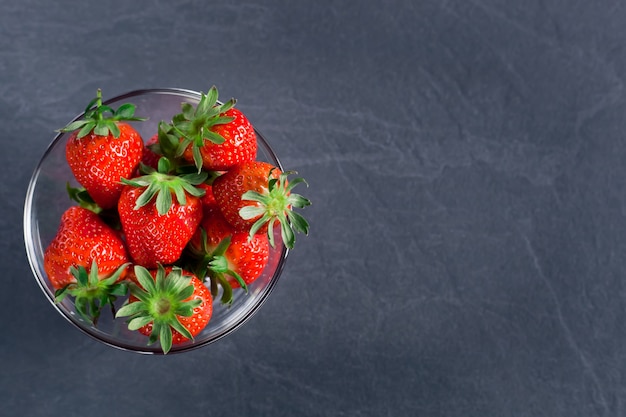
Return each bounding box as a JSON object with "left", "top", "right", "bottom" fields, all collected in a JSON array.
[{"left": 43, "top": 87, "right": 310, "bottom": 354}]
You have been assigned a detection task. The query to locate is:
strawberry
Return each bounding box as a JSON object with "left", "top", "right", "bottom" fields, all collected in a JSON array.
[
  {"left": 196, "top": 182, "right": 217, "bottom": 207},
  {"left": 187, "top": 201, "right": 269, "bottom": 304},
  {"left": 117, "top": 160, "right": 206, "bottom": 268},
  {"left": 212, "top": 161, "right": 311, "bottom": 248},
  {"left": 169, "top": 86, "right": 257, "bottom": 172},
  {"left": 116, "top": 265, "right": 213, "bottom": 354},
  {"left": 141, "top": 133, "right": 161, "bottom": 172},
  {"left": 43, "top": 206, "right": 130, "bottom": 290},
  {"left": 61, "top": 89, "right": 146, "bottom": 209},
  {"left": 43, "top": 206, "right": 131, "bottom": 323}
]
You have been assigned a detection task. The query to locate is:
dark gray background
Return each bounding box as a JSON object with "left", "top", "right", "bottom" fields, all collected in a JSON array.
[{"left": 3, "top": 0, "right": 626, "bottom": 415}]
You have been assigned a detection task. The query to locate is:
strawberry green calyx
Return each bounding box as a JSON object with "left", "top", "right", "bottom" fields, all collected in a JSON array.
[
  {"left": 115, "top": 265, "right": 202, "bottom": 354},
  {"left": 171, "top": 85, "right": 236, "bottom": 171},
  {"left": 66, "top": 182, "right": 123, "bottom": 230},
  {"left": 121, "top": 157, "right": 208, "bottom": 215},
  {"left": 54, "top": 260, "right": 130, "bottom": 325},
  {"left": 240, "top": 170, "right": 311, "bottom": 249},
  {"left": 152, "top": 120, "right": 183, "bottom": 162},
  {"left": 188, "top": 231, "right": 247, "bottom": 305},
  {"left": 59, "top": 88, "right": 147, "bottom": 139},
  {"left": 147, "top": 122, "right": 221, "bottom": 181},
  {"left": 66, "top": 182, "right": 102, "bottom": 214}
]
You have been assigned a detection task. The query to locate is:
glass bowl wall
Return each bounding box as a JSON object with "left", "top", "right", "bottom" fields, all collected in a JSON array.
[{"left": 24, "top": 88, "right": 288, "bottom": 354}]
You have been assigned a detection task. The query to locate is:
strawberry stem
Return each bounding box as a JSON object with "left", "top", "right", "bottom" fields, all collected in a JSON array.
[{"left": 95, "top": 89, "right": 103, "bottom": 122}]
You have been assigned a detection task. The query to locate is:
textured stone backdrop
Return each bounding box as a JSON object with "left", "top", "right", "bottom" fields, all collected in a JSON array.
[{"left": 3, "top": 1, "right": 626, "bottom": 416}]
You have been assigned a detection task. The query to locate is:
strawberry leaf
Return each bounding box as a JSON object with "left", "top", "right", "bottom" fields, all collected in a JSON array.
[
  {"left": 172, "top": 183, "right": 187, "bottom": 207},
  {"left": 134, "top": 181, "right": 160, "bottom": 209},
  {"left": 170, "top": 317, "right": 194, "bottom": 341},
  {"left": 192, "top": 145, "right": 203, "bottom": 172},
  {"left": 288, "top": 193, "right": 311, "bottom": 209},
  {"left": 117, "top": 301, "right": 148, "bottom": 319},
  {"left": 115, "top": 103, "right": 136, "bottom": 119},
  {"left": 155, "top": 185, "right": 173, "bottom": 215},
  {"left": 77, "top": 122, "right": 96, "bottom": 138},
  {"left": 216, "top": 275, "right": 234, "bottom": 304},
  {"left": 202, "top": 130, "right": 226, "bottom": 144},
  {"left": 280, "top": 215, "right": 295, "bottom": 249},
  {"left": 128, "top": 314, "right": 154, "bottom": 331},
  {"left": 104, "top": 119, "right": 121, "bottom": 138},
  {"left": 288, "top": 211, "right": 310, "bottom": 235},
  {"left": 61, "top": 120, "right": 90, "bottom": 132},
  {"left": 93, "top": 123, "right": 109, "bottom": 137},
  {"left": 66, "top": 182, "right": 103, "bottom": 214},
  {"left": 135, "top": 266, "right": 157, "bottom": 294},
  {"left": 239, "top": 205, "right": 266, "bottom": 220},
  {"left": 181, "top": 103, "right": 195, "bottom": 120}
]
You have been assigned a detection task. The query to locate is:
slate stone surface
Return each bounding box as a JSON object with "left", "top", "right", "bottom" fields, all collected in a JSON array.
[{"left": 3, "top": 0, "right": 626, "bottom": 415}]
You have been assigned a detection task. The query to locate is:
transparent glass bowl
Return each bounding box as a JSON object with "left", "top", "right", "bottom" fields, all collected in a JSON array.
[{"left": 24, "top": 88, "right": 289, "bottom": 354}]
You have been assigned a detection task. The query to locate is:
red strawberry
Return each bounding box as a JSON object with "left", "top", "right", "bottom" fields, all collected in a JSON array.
[
  {"left": 43, "top": 206, "right": 130, "bottom": 323},
  {"left": 61, "top": 89, "right": 146, "bottom": 209},
  {"left": 117, "top": 164, "right": 206, "bottom": 268},
  {"left": 116, "top": 265, "right": 212, "bottom": 354},
  {"left": 141, "top": 133, "right": 161, "bottom": 172},
  {"left": 171, "top": 86, "right": 257, "bottom": 171},
  {"left": 212, "top": 161, "right": 311, "bottom": 248},
  {"left": 188, "top": 202, "right": 269, "bottom": 304},
  {"left": 43, "top": 206, "right": 130, "bottom": 290},
  {"left": 196, "top": 182, "right": 217, "bottom": 207}
]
